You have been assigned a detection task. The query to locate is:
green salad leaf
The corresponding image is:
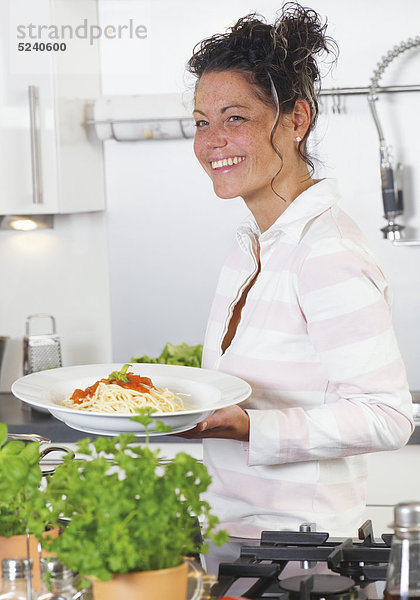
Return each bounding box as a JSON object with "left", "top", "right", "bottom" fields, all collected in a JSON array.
[{"left": 131, "top": 342, "right": 203, "bottom": 367}]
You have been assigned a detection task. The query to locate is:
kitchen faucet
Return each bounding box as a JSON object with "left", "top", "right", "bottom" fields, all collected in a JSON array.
[{"left": 367, "top": 36, "right": 420, "bottom": 242}]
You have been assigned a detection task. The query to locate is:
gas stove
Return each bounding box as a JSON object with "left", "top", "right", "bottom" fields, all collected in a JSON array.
[{"left": 210, "top": 520, "right": 391, "bottom": 600}]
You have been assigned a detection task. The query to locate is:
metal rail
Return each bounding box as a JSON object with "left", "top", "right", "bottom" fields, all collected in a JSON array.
[{"left": 320, "top": 84, "right": 420, "bottom": 96}]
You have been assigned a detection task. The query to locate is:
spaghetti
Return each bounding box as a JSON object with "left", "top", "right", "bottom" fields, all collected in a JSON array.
[{"left": 61, "top": 365, "right": 188, "bottom": 414}]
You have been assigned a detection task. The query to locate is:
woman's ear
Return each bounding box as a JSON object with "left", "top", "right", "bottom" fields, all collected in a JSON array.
[{"left": 292, "top": 99, "right": 311, "bottom": 139}]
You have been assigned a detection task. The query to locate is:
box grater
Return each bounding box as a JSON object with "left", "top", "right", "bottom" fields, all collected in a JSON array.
[{"left": 23, "top": 314, "right": 62, "bottom": 375}]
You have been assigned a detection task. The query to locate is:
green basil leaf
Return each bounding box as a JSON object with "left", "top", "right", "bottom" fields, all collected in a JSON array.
[
  {"left": 0, "top": 440, "right": 25, "bottom": 456},
  {"left": 0, "top": 423, "right": 8, "bottom": 448},
  {"left": 2, "top": 456, "right": 29, "bottom": 481},
  {"left": 131, "top": 407, "right": 154, "bottom": 427},
  {"left": 21, "top": 442, "right": 40, "bottom": 464},
  {"left": 107, "top": 364, "right": 130, "bottom": 383},
  {"left": 153, "top": 421, "right": 172, "bottom": 433}
]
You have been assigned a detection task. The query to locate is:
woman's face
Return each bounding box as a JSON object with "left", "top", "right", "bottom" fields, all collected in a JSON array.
[{"left": 193, "top": 70, "right": 295, "bottom": 204}]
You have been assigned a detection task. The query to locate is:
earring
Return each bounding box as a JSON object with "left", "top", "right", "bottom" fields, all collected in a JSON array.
[{"left": 295, "top": 136, "right": 302, "bottom": 142}]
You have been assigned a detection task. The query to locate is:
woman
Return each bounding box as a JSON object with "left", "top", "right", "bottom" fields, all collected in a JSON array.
[{"left": 180, "top": 3, "right": 414, "bottom": 540}]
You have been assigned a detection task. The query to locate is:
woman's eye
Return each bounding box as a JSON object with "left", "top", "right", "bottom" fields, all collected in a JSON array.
[
  {"left": 195, "top": 120, "right": 208, "bottom": 128},
  {"left": 228, "top": 115, "right": 244, "bottom": 122}
]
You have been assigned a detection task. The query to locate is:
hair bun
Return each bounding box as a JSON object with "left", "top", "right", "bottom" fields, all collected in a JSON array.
[{"left": 272, "top": 2, "right": 337, "bottom": 81}]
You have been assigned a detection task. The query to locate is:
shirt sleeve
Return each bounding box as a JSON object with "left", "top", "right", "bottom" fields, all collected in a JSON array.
[{"left": 246, "top": 237, "right": 414, "bottom": 467}]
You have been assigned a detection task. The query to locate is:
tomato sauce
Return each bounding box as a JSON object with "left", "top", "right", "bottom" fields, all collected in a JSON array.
[{"left": 70, "top": 372, "right": 155, "bottom": 404}]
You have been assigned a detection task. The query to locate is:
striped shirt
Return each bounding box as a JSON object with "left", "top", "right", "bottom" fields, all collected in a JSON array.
[{"left": 202, "top": 178, "right": 413, "bottom": 538}]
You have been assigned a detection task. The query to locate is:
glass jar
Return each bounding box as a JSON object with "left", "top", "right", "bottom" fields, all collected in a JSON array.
[
  {"left": 384, "top": 502, "right": 420, "bottom": 600},
  {"left": 0, "top": 559, "right": 35, "bottom": 600},
  {"left": 37, "top": 559, "right": 91, "bottom": 600}
]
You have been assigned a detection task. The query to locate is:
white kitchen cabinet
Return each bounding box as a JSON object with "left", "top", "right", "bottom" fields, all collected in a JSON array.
[
  {"left": 0, "top": 0, "right": 104, "bottom": 216},
  {"left": 362, "top": 443, "right": 420, "bottom": 534}
]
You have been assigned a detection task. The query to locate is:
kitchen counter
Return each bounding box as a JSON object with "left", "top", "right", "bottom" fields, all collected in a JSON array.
[
  {"left": 0, "top": 393, "right": 200, "bottom": 443},
  {"left": 1, "top": 391, "right": 419, "bottom": 444}
]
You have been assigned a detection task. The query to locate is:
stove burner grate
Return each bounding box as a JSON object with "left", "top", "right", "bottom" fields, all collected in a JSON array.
[
  {"left": 279, "top": 574, "right": 366, "bottom": 600},
  {"left": 211, "top": 521, "right": 391, "bottom": 599}
]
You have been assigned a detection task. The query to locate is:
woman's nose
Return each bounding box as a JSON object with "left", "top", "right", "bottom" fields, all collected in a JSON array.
[{"left": 205, "top": 125, "right": 227, "bottom": 148}]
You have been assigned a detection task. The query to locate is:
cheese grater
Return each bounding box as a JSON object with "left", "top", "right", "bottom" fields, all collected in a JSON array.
[{"left": 23, "top": 314, "right": 62, "bottom": 375}]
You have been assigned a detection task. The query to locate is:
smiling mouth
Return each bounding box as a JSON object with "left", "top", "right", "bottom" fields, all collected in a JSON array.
[{"left": 211, "top": 156, "right": 246, "bottom": 170}]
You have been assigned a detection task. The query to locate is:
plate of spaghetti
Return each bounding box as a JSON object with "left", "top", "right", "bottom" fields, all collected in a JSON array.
[{"left": 11, "top": 363, "right": 252, "bottom": 436}]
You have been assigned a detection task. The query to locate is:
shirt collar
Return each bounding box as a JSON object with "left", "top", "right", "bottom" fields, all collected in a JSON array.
[{"left": 237, "top": 178, "right": 340, "bottom": 250}]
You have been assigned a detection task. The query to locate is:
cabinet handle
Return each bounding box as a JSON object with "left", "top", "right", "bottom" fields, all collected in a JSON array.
[{"left": 28, "top": 85, "right": 43, "bottom": 204}]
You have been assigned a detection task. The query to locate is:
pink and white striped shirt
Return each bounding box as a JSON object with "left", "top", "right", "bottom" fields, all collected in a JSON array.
[{"left": 202, "top": 178, "right": 413, "bottom": 538}]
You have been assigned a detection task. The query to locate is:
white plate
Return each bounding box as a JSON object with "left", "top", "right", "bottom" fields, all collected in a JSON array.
[{"left": 11, "top": 363, "right": 252, "bottom": 437}]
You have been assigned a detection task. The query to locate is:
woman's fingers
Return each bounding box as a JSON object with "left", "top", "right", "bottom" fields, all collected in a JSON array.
[{"left": 174, "top": 406, "right": 249, "bottom": 441}]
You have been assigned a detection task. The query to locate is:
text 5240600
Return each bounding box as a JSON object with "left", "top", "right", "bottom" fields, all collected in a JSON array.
[{"left": 18, "top": 42, "right": 67, "bottom": 52}]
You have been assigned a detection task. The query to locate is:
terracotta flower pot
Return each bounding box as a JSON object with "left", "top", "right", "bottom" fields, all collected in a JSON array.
[
  {"left": 0, "top": 529, "right": 58, "bottom": 590},
  {"left": 92, "top": 561, "right": 189, "bottom": 600}
]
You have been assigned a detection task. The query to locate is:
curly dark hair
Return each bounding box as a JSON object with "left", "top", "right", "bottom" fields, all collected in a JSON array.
[{"left": 188, "top": 2, "right": 338, "bottom": 177}]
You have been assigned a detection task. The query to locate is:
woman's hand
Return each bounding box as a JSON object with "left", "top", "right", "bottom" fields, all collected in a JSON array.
[{"left": 175, "top": 405, "right": 249, "bottom": 441}]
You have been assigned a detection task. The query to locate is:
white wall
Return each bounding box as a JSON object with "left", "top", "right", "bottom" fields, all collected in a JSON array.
[
  {"left": 0, "top": 211, "right": 112, "bottom": 391},
  {"left": 101, "top": 0, "right": 420, "bottom": 388}
]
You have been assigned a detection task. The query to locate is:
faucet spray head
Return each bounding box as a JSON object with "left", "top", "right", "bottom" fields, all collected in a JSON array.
[{"left": 381, "top": 220, "right": 405, "bottom": 240}]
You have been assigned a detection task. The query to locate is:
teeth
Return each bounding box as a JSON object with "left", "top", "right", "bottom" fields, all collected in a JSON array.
[{"left": 211, "top": 156, "right": 244, "bottom": 169}]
